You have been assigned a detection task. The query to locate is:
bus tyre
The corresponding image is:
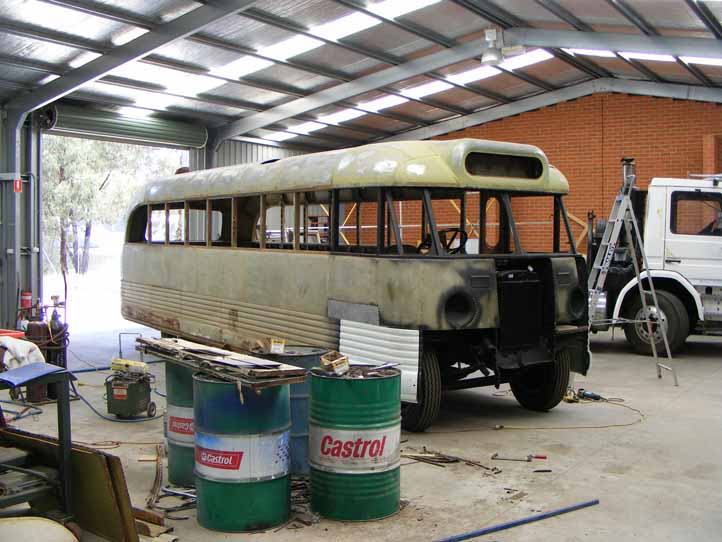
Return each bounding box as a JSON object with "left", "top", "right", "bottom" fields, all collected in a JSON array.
[
  {"left": 623, "top": 290, "right": 689, "bottom": 356},
  {"left": 510, "top": 348, "right": 571, "bottom": 411},
  {"left": 401, "top": 350, "right": 441, "bottom": 432}
]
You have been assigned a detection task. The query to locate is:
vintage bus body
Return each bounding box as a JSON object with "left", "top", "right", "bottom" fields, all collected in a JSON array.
[{"left": 122, "top": 139, "right": 590, "bottom": 431}]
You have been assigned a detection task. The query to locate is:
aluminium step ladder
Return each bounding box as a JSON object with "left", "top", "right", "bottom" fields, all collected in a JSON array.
[{"left": 588, "top": 157, "right": 678, "bottom": 386}]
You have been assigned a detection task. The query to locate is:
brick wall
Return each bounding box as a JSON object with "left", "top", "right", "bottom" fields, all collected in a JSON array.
[{"left": 432, "top": 92, "right": 722, "bottom": 252}]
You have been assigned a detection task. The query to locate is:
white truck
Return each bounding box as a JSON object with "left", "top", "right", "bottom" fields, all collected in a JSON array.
[{"left": 589, "top": 175, "right": 722, "bottom": 354}]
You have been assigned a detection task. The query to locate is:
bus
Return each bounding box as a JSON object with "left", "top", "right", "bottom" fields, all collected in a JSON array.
[{"left": 122, "top": 138, "right": 590, "bottom": 431}]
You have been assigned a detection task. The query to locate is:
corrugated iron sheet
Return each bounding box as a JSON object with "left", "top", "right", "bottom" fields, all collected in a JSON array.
[{"left": 339, "top": 320, "right": 419, "bottom": 402}]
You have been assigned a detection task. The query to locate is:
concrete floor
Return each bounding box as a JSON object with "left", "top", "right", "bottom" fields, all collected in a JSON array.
[{"left": 3, "top": 331, "right": 722, "bottom": 542}]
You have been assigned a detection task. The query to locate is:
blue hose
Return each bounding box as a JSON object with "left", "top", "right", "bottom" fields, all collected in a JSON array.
[
  {"left": 433, "top": 499, "right": 600, "bottom": 542},
  {"left": 0, "top": 399, "right": 43, "bottom": 421}
]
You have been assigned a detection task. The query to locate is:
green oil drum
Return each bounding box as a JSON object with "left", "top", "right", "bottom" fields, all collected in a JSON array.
[
  {"left": 165, "top": 363, "right": 195, "bottom": 487},
  {"left": 309, "top": 368, "right": 401, "bottom": 521},
  {"left": 193, "top": 373, "right": 291, "bottom": 532},
  {"left": 265, "top": 346, "right": 326, "bottom": 475}
]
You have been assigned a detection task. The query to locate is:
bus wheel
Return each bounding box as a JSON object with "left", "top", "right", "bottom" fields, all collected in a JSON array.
[
  {"left": 510, "top": 348, "right": 571, "bottom": 411},
  {"left": 623, "top": 290, "right": 689, "bottom": 356},
  {"left": 401, "top": 350, "right": 441, "bottom": 432}
]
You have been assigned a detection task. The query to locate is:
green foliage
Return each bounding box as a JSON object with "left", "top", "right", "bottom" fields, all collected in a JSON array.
[{"left": 42, "top": 135, "right": 187, "bottom": 272}]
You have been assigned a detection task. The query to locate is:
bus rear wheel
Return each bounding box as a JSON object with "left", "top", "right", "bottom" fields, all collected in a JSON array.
[
  {"left": 401, "top": 350, "right": 441, "bottom": 432},
  {"left": 510, "top": 348, "right": 571, "bottom": 411}
]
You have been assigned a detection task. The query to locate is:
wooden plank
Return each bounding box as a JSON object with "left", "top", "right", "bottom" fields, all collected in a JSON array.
[
  {"left": 132, "top": 507, "right": 165, "bottom": 526},
  {"left": 137, "top": 338, "right": 307, "bottom": 388}
]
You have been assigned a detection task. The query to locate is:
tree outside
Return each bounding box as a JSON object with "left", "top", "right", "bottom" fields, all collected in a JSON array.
[
  {"left": 42, "top": 135, "right": 187, "bottom": 274},
  {"left": 41, "top": 135, "right": 188, "bottom": 333}
]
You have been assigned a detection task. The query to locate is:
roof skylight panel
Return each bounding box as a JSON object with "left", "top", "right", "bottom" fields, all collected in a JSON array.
[
  {"left": 619, "top": 52, "right": 675, "bottom": 62},
  {"left": 562, "top": 48, "right": 616, "bottom": 58},
  {"left": 680, "top": 56, "right": 722, "bottom": 66},
  {"left": 498, "top": 49, "right": 554, "bottom": 71}
]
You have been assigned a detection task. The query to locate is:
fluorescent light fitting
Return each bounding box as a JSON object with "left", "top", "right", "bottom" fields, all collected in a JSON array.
[
  {"left": 260, "top": 35, "right": 323, "bottom": 61},
  {"left": 562, "top": 48, "right": 615, "bottom": 58},
  {"left": 68, "top": 52, "right": 102, "bottom": 69},
  {"left": 211, "top": 56, "right": 274, "bottom": 79},
  {"left": 264, "top": 131, "right": 298, "bottom": 142},
  {"left": 312, "top": 12, "right": 379, "bottom": 40},
  {"left": 318, "top": 108, "right": 367, "bottom": 124},
  {"left": 117, "top": 106, "right": 152, "bottom": 118},
  {"left": 357, "top": 95, "right": 408, "bottom": 112},
  {"left": 369, "top": 0, "right": 442, "bottom": 19},
  {"left": 291, "top": 121, "right": 325, "bottom": 134},
  {"left": 131, "top": 93, "right": 178, "bottom": 111},
  {"left": 401, "top": 80, "right": 453, "bottom": 99},
  {"left": 447, "top": 65, "right": 500, "bottom": 85},
  {"left": 499, "top": 49, "right": 553, "bottom": 71},
  {"left": 620, "top": 51, "right": 675, "bottom": 62},
  {"left": 680, "top": 55, "right": 722, "bottom": 67},
  {"left": 38, "top": 74, "right": 60, "bottom": 85},
  {"left": 111, "top": 27, "right": 148, "bottom": 46}
]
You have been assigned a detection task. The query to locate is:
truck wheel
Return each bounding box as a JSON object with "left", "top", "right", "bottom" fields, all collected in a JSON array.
[
  {"left": 510, "top": 348, "right": 571, "bottom": 411},
  {"left": 401, "top": 350, "right": 441, "bottom": 432},
  {"left": 623, "top": 290, "right": 689, "bottom": 356}
]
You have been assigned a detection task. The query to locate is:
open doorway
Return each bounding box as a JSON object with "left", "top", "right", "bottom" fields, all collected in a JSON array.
[{"left": 41, "top": 134, "right": 188, "bottom": 369}]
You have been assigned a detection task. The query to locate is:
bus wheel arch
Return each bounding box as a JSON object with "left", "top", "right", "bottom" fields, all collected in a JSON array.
[{"left": 401, "top": 349, "right": 441, "bottom": 432}]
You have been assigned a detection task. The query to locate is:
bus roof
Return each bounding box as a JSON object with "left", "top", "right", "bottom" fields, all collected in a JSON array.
[{"left": 134, "top": 139, "right": 569, "bottom": 205}]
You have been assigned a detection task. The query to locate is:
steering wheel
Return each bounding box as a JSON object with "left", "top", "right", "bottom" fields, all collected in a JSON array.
[{"left": 417, "top": 228, "right": 468, "bottom": 254}]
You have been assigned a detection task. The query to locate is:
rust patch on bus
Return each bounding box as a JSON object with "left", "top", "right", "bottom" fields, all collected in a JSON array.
[
  {"left": 228, "top": 308, "right": 239, "bottom": 329},
  {"left": 122, "top": 304, "right": 180, "bottom": 331}
]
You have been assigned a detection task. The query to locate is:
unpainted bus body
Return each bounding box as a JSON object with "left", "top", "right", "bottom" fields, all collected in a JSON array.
[{"left": 122, "top": 139, "right": 590, "bottom": 430}]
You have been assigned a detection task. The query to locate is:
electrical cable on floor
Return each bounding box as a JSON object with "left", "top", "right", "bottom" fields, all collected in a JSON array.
[
  {"left": 73, "top": 440, "right": 164, "bottom": 450},
  {"left": 425, "top": 390, "right": 644, "bottom": 434}
]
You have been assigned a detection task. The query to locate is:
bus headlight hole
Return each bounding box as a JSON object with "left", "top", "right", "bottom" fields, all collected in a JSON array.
[
  {"left": 568, "top": 287, "right": 586, "bottom": 320},
  {"left": 445, "top": 291, "right": 478, "bottom": 329}
]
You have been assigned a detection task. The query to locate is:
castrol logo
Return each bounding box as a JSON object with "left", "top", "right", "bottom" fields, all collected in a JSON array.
[
  {"left": 320, "top": 435, "right": 387, "bottom": 459},
  {"left": 195, "top": 447, "right": 243, "bottom": 470},
  {"left": 168, "top": 416, "right": 193, "bottom": 435},
  {"left": 309, "top": 424, "right": 400, "bottom": 473}
]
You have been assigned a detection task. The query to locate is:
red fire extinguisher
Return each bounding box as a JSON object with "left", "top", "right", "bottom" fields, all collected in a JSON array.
[{"left": 20, "top": 291, "right": 32, "bottom": 309}]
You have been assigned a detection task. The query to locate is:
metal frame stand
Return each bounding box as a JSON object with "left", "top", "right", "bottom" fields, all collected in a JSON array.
[{"left": 588, "top": 158, "right": 678, "bottom": 386}]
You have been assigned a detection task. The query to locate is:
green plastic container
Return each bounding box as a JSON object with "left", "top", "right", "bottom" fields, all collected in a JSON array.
[
  {"left": 309, "top": 369, "right": 401, "bottom": 521},
  {"left": 165, "top": 363, "right": 195, "bottom": 487},
  {"left": 193, "top": 373, "right": 291, "bottom": 532}
]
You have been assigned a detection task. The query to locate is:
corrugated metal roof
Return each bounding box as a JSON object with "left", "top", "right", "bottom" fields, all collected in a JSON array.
[{"left": 0, "top": 0, "right": 720, "bottom": 150}]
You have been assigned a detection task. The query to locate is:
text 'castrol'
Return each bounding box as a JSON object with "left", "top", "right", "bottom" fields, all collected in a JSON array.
[
  {"left": 320, "top": 435, "right": 386, "bottom": 459},
  {"left": 195, "top": 447, "right": 243, "bottom": 470},
  {"left": 309, "top": 425, "right": 400, "bottom": 473}
]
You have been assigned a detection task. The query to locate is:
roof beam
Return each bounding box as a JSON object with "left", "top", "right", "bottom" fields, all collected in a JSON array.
[
  {"left": 684, "top": 0, "right": 722, "bottom": 40},
  {"left": 605, "top": 0, "right": 713, "bottom": 87},
  {"left": 4, "top": 0, "right": 258, "bottom": 113},
  {"left": 209, "top": 39, "right": 484, "bottom": 144},
  {"left": 382, "top": 78, "right": 722, "bottom": 141},
  {"left": 534, "top": 0, "right": 666, "bottom": 83},
  {"left": 504, "top": 27, "right": 722, "bottom": 60},
  {"left": 450, "top": 0, "right": 612, "bottom": 79}
]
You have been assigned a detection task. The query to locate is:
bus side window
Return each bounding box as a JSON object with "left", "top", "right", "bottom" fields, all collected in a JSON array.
[
  {"left": 210, "top": 198, "right": 232, "bottom": 246},
  {"left": 187, "top": 200, "right": 207, "bottom": 245},
  {"left": 127, "top": 205, "right": 148, "bottom": 243},
  {"left": 168, "top": 202, "right": 185, "bottom": 244},
  {"left": 236, "top": 196, "right": 260, "bottom": 247},
  {"left": 149, "top": 204, "right": 166, "bottom": 244}
]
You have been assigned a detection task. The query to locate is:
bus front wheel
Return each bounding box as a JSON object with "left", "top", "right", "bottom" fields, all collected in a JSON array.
[
  {"left": 510, "top": 348, "right": 571, "bottom": 411},
  {"left": 401, "top": 350, "right": 441, "bottom": 432}
]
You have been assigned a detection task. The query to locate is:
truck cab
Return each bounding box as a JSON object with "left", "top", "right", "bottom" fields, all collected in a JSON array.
[{"left": 591, "top": 176, "right": 722, "bottom": 354}]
